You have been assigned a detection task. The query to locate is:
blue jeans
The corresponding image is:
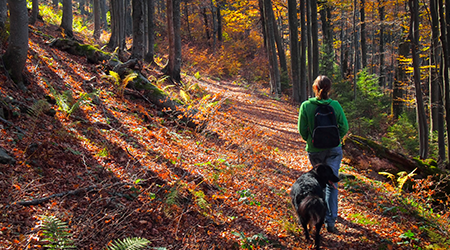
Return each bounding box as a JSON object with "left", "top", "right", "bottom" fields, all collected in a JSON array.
[{"left": 307, "top": 146, "right": 343, "bottom": 227}]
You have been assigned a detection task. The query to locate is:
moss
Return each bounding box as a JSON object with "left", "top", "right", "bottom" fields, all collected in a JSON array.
[{"left": 412, "top": 157, "right": 442, "bottom": 175}]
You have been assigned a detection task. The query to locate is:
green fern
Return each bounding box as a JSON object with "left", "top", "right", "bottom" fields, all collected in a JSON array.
[
  {"left": 49, "top": 85, "right": 97, "bottom": 117},
  {"left": 101, "top": 71, "right": 137, "bottom": 97},
  {"left": 192, "top": 190, "right": 210, "bottom": 211},
  {"left": 165, "top": 185, "right": 180, "bottom": 206},
  {"left": 39, "top": 215, "right": 75, "bottom": 250},
  {"left": 106, "top": 237, "right": 150, "bottom": 250}
]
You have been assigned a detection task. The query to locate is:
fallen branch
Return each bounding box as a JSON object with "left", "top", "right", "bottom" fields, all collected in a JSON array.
[
  {"left": 0, "top": 116, "right": 27, "bottom": 135},
  {"left": 16, "top": 185, "right": 98, "bottom": 206}
]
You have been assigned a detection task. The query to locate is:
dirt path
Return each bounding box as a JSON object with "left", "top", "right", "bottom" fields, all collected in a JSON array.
[{"left": 196, "top": 79, "right": 418, "bottom": 249}]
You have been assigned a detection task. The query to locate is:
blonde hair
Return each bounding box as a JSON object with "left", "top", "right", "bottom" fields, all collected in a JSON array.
[{"left": 313, "top": 75, "right": 332, "bottom": 100}]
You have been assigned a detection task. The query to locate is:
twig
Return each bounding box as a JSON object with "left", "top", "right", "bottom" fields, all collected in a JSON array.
[
  {"left": 16, "top": 185, "right": 97, "bottom": 206},
  {"left": 16, "top": 181, "right": 138, "bottom": 206},
  {"left": 0, "top": 116, "right": 27, "bottom": 135}
]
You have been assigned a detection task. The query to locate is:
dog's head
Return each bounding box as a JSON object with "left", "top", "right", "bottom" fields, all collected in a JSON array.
[{"left": 314, "top": 163, "right": 340, "bottom": 188}]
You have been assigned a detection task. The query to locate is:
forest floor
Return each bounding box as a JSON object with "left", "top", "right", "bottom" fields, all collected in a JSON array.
[{"left": 0, "top": 17, "right": 449, "bottom": 250}]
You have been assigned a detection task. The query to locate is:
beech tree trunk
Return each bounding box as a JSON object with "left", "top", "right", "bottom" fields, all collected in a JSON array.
[
  {"left": 3, "top": 0, "right": 28, "bottom": 90},
  {"left": 93, "top": 0, "right": 101, "bottom": 39},
  {"left": 132, "top": 0, "right": 145, "bottom": 60},
  {"left": 438, "top": 0, "right": 450, "bottom": 164},
  {"left": 409, "top": 0, "right": 428, "bottom": 159},
  {"left": 61, "top": 0, "right": 74, "bottom": 38},
  {"left": 0, "top": 0, "right": 7, "bottom": 30},
  {"left": 310, "top": 0, "right": 319, "bottom": 81},
  {"left": 360, "top": 0, "right": 367, "bottom": 69},
  {"left": 299, "top": 0, "right": 307, "bottom": 101},
  {"left": 30, "top": 0, "right": 39, "bottom": 25},
  {"left": 263, "top": 0, "right": 281, "bottom": 96},
  {"left": 430, "top": 0, "right": 445, "bottom": 162},
  {"left": 379, "top": 1, "right": 385, "bottom": 87},
  {"left": 164, "top": 0, "right": 182, "bottom": 82},
  {"left": 145, "top": 0, "right": 155, "bottom": 64},
  {"left": 288, "top": 0, "right": 300, "bottom": 102}
]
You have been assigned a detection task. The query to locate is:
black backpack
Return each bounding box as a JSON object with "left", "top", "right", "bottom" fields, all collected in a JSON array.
[{"left": 312, "top": 103, "right": 340, "bottom": 148}]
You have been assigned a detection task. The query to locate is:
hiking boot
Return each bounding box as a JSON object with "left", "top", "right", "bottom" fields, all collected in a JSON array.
[{"left": 326, "top": 225, "right": 339, "bottom": 234}]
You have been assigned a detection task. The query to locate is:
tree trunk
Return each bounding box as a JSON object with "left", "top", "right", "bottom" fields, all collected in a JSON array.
[
  {"left": 310, "top": 0, "right": 319, "bottom": 81},
  {"left": 269, "top": 0, "right": 287, "bottom": 90},
  {"left": 306, "top": 0, "right": 312, "bottom": 95},
  {"left": 263, "top": 0, "right": 281, "bottom": 97},
  {"left": 430, "top": 0, "right": 445, "bottom": 162},
  {"left": 61, "top": 0, "right": 74, "bottom": 38},
  {"left": 93, "top": 0, "right": 101, "bottom": 39},
  {"left": 409, "top": 0, "right": 428, "bottom": 159},
  {"left": 132, "top": 0, "right": 145, "bottom": 60},
  {"left": 299, "top": 0, "right": 307, "bottom": 101},
  {"left": 217, "top": 1, "right": 222, "bottom": 42},
  {"left": 202, "top": 7, "right": 210, "bottom": 41},
  {"left": 360, "top": 0, "right": 367, "bottom": 69},
  {"left": 439, "top": 0, "right": 450, "bottom": 164},
  {"left": 378, "top": 1, "right": 385, "bottom": 87},
  {"left": 353, "top": 0, "right": 358, "bottom": 100},
  {"left": 0, "top": 0, "right": 7, "bottom": 31},
  {"left": 3, "top": 0, "right": 28, "bottom": 90},
  {"left": 392, "top": 42, "right": 408, "bottom": 119},
  {"left": 30, "top": 0, "right": 39, "bottom": 25},
  {"left": 288, "top": 0, "right": 300, "bottom": 102},
  {"left": 320, "top": 2, "right": 334, "bottom": 75},
  {"left": 101, "top": 0, "right": 107, "bottom": 28},
  {"left": 164, "top": 0, "right": 181, "bottom": 82},
  {"left": 145, "top": 0, "right": 155, "bottom": 64}
]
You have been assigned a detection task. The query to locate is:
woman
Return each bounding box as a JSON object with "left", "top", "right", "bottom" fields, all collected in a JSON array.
[{"left": 298, "top": 75, "right": 349, "bottom": 233}]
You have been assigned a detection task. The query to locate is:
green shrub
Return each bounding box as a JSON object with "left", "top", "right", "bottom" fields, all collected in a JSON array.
[{"left": 382, "top": 112, "right": 419, "bottom": 156}]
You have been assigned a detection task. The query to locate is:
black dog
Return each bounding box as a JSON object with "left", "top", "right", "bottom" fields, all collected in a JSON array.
[{"left": 290, "top": 163, "right": 340, "bottom": 249}]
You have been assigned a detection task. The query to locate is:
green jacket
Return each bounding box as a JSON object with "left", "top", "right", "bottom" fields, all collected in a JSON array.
[{"left": 298, "top": 97, "right": 349, "bottom": 152}]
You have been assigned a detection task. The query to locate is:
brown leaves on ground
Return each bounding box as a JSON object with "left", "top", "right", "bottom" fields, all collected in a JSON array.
[{"left": 0, "top": 20, "right": 448, "bottom": 250}]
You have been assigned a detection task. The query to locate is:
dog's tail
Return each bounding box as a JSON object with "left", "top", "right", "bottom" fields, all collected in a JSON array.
[{"left": 298, "top": 195, "right": 326, "bottom": 226}]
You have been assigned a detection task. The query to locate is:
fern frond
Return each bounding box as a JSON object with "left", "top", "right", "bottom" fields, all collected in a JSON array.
[
  {"left": 122, "top": 72, "right": 138, "bottom": 86},
  {"left": 179, "top": 89, "right": 190, "bottom": 104},
  {"left": 39, "top": 215, "right": 75, "bottom": 250},
  {"left": 107, "top": 237, "right": 150, "bottom": 250},
  {"left": 165, "top": 186, "right": 180, "bottom": 206},
  {"left": 397, "top": 168, "right": 417, "bottom": 191},
  {"left": 30, "top": 100, "right": 50, "bottom": 117}
]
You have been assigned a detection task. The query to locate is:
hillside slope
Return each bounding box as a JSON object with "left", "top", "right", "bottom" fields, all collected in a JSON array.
[{"left": 0, "top": 19, "right": 448, "bottom": 250}]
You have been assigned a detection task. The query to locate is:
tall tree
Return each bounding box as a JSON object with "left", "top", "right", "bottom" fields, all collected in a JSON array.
[
  {"left": 429, "top": 0, "right": 445, "bottom": 162},
  {"left": 320, "top": 2, "right": 334, "bottom": 75},
  {"left": 360, "top": 0, "right": 367, "bottom": 69},
  {"left": 288, "top": 0, "right": 300, "bottom": 102},
  {"left": 268, "top": 0, "right": 288, "bottom": 89},
  {"left": 216, "top": 0, "right": 222, "bottom": 42},
  {"left": 353, "top": 0, "right": 359, "bottom": 100},
  {"left": 108, "top": 0, "right": 126, "bottom": 53},
  {"left": 0, "top": 0, "right": 7, "bottom": 31},
  {"left": 93, "top": 0, "right": 101, "bottom": 39},
  {"left": 299, "top": 0, "right": 307, "bottom": 101},
  {"left": 409, "top": 0, "right": 428, "bottom": 159},
  {"left": 61, "top": 0, "right": 74, "bottom": 38},
  {"left": 392, "top": 42, "right": 408, "bottom": 119},
  {"left": 262, "top": 0, "right": 281, "bottom": 96},
  {"left": 306, "top": 0, "right": 312, "bottom": 93},
  {"left": 439, "top": 0, "right": 450, "bottom": 163},
  {"left": 310, "top": 0, "right": 319, "bottom": 81},
  {"left": 378, "top": 0, "right": 385, "bottom": 87},
  {"left": 30, "top": 0, "right": 39, "bottom": 25},
  {"left": 145, "top": 0, "right": 156, "bottom": 64},
  {"left": 3, "top": 0, "right": 28, "bottom": 90},
  {"left": 132, "top": 0, "right": 145, "bottom": 60},
  {"left": 164, "top": 0, "right": 182, "bottom": 82}
]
